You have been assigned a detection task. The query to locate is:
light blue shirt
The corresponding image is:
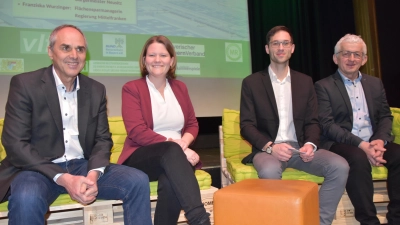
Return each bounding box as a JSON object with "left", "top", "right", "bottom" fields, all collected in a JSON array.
[{"left": 338, "top": 70, "right": 373, "bottom": 142}]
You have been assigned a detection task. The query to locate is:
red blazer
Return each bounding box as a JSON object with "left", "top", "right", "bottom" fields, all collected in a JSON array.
[{"left": 117, "top": 77, "right": 198, "bottom": 164}]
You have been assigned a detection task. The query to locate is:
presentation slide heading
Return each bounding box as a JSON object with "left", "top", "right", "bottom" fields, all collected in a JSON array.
[
  {"left": 0, "top": 0, "right": 251, "bottom": 78},
  {"left": 13, "top": 0, "right": 136, "bottom": 24}
]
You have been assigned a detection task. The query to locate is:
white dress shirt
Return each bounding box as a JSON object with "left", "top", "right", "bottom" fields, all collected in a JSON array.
[
  {"left": 52, "top": 68, "right": 84, "bottom": 164},
  {"left": 269, "top": 66, "right": 297, "bottom": 143},
  {"left": 268, "top": 66, "right": 317, "bottom": 150},
  {"left": 52, "top": 67, "right": 104, "bottom": 182},
  {"left": 146, "top": 76, "right": 184, "bottom": 140}
]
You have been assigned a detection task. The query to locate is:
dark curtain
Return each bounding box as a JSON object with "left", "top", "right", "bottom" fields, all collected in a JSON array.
[
  {"left": 375, "top": 0, "right": 400, "bottom": 107},
  {"left": 247, "top": 0, "right": 356, "bottom": 82}
]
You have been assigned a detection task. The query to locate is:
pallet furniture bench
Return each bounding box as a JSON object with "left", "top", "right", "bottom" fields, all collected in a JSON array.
[
  {"left": 0, "top": 117, "right": 216, "bottom": 225},
  {"left": 219, "top": 108, "right": 400, "bottom": 225}
]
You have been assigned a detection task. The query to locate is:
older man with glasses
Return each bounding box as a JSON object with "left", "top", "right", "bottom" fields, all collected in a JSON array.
[{"left": 315, "top": 34, "right": 400, "bottom": 225}]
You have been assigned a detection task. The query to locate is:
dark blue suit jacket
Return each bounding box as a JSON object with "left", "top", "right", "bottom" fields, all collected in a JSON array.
[
  {"left": 0, "top": 65, "right": 112, "bottom": 202},
  {"left": 314, "top": 71, "right": 393, "bottom": 150},
  {"left": 240, "top": 68, "right": 320, "bottom": 163}
]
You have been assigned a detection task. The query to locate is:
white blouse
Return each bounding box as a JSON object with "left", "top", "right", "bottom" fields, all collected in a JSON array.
[{"left": 146, "top": 76, "right": 185, "bottom": 140}]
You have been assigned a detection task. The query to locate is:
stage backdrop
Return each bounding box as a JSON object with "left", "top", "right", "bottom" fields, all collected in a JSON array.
[{"left": 0, "top": 0, "right": 251, "bottom": 117}]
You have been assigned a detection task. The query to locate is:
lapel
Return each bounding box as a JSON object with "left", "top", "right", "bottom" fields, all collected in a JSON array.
[
  {"left": 169, "top": 79, "right": 184, "bottom": 111},
  {"left": 138, "top": 78, "right": 154, "bottom": 129},
  {"left": 360, "top": 74, "right": 375, "bottom": 123},
  {"left": 77, "top": 74, "right": 90, "bottom": 149},
  {"left": 261, "top": 68, "right": 279, "bottom": 118},
  {"left": 290, "top": 70, "right": 300, "bottom": 119},
  {"left": 332, "top": 71, "right": 354, "bottom": 123},
  {"left": 41, "top": 66, "right": 63, "bottom": 137},
  {"left": 169, "top": 79, "right": 187, "bottom": 130}
]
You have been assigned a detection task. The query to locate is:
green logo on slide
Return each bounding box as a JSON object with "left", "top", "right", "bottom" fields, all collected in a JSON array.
[
  {"left": 225, "top": 43, "right": 243, "bottom": 62},
  {"left": 81, "top": 61, "right": 89, "bottom": 74},
  {"left": 20, "top": 31, "right": 50, "bottom": 54}
]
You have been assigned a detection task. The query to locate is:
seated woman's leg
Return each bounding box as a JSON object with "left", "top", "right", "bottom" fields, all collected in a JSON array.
[
  {"left": 8, "top": 171, "right": 61, "bottom": 225},
  {"left": 154, "top": 173, "right": 181, "bottom": 225},
  {"left": 123, "top": 142, "right": 209, "bottom": 225}
]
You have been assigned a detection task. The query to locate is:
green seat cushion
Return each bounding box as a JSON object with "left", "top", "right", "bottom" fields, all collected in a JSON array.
[
  {"left": 0, "top": 119, "right": 5, "bottom": 162},
  {"left": 0, "top": 169, "right": 211, "bottom": 212},
  {"left": 222, "top": 108, "right": 400, "bottom": 183},
  {"left": 371, "top": 166, "right": 388, "bottom": 180},
  {"left": 108, "top": 116, "right": 125, "bottom": 164},
  {"left": 391, "top": 107, "right": 400, "bottom": 145},
  {"left": 222, "top": 109, "right": 252, "bottom": 158}
]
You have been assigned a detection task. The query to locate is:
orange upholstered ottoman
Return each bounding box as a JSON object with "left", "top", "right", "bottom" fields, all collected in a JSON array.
[{"left": 213, "top": 179, "right": 319, "bottom": 225}]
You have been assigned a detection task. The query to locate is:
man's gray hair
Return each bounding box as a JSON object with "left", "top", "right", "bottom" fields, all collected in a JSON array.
[
  {"left": 48, "top": 24, "right": 87, "bottom": 50},
  {"left": 334, "top": 34, "right": 367, "bottom": 54}
]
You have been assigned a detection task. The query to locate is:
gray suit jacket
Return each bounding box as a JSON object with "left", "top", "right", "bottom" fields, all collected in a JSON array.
[
  {"left": 314, "top": 71, "right": 393, "bottom": 150},
  {"left": 240, "top": 68, "right": 320, "bottom": 163},
  {"left": 0, "top": 65, "right": 112, "bottom": 202}
]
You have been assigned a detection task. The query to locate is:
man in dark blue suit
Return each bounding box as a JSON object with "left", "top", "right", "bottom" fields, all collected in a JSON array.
[
  {"left": 315, "top": 34, "right": 400, "bottom": 225},
  {"left": 240, "top": 25, "right": 349, "bottom": 225}
]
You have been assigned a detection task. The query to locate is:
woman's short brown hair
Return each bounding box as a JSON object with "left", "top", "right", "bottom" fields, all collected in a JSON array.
[{"left": 139, "top": 35, "right": 177, "bottom": 79}]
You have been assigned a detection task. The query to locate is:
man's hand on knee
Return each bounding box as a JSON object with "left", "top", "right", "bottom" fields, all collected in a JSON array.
[
  {"left": 359, "top": 141, "right": 386, "bottom": 166},
  {"left": 84, "top": 171, "right": 99, "bottom": 199},
  {"left": 57, "top": 173, "right": 96, "bottom": 205},
  {"left": 271, "top": 143, "right": 293, "bottom": 162},
  {"left": 299, "top": 144, "right": 314, "bottom": 162}
]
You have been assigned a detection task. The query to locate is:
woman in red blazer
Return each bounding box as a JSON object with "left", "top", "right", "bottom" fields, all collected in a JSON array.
[{"left": 117, "top": 35, "right": 210, "bottom": 225}]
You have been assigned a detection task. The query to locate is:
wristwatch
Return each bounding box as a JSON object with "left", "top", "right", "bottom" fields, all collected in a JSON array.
[{"left": 266, "top": 143, "right": 275, "bottom": 154}]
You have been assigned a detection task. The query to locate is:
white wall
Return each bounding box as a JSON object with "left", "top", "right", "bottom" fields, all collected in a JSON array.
[{"left": 0, "top": 75, "right": 242, "bottom": 118}]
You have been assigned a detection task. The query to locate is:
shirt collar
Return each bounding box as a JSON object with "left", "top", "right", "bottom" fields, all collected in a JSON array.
[
  {"left": 146, "top": 75, "right": 169, "bottom": 89},
  {"left": 268, "top": 66, "right": 291, "bottom": 83},
  {"left": 52, "top": 66, "right": 80, "bottom": 91},
  {"left": 338, "top": 69, "right": 362, "bottom": 84}
]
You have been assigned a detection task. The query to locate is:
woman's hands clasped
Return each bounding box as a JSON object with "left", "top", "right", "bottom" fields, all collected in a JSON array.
[{"left": 168, "top": 138, "right": 199, "bottom": 166}]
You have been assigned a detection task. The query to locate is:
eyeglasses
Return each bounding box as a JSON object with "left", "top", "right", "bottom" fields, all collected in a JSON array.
[
  {"left": 269, "top": 41, "right": 292, "bottom": 48},
  {"left": 336, "top": 51, "right": 365, "bottom": 60}
]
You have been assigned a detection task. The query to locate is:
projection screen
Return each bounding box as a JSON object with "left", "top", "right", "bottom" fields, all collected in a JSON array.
[{"left": 0, "top": 0, "right": 251, "bottom": 117}]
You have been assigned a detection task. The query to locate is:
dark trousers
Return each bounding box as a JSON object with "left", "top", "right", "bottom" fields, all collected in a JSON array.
[
  {"left": 123, "top": 142, "right": 207, "bottom": 225},
  {"left": 330, "top": 142, "right": 400, "bottom": 225}
]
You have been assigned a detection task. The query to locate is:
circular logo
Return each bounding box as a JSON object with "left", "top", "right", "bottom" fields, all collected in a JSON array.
[{"left": 225, "top": 43, "right": 242, "bottom": 61}]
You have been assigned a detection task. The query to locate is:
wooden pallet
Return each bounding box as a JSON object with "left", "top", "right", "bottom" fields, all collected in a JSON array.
[
  {"left": 333, "top": 181, "right": 388, "bottom": 225},
  {"left": 0, "top": 186, "right": 217, "bottom": 225}
]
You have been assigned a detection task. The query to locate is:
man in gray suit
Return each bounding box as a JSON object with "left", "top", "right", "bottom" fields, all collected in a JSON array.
[
  {"left": 0, "top": 24, "right": 152, "bottom": 225},
  {"left": 240, "top": 25, "right": 349, "bottom": 225},
  {"left": 315, "top": 34, "right": 400, "bottom": 225}
]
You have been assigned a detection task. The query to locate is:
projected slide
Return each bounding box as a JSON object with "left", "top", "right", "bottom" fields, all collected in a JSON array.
[
  {"left": 13, "top": 0, "right": 136, "bottom": 23},
  {"left": 0, "top": 0, "right": 251, "bottom": 78}
]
